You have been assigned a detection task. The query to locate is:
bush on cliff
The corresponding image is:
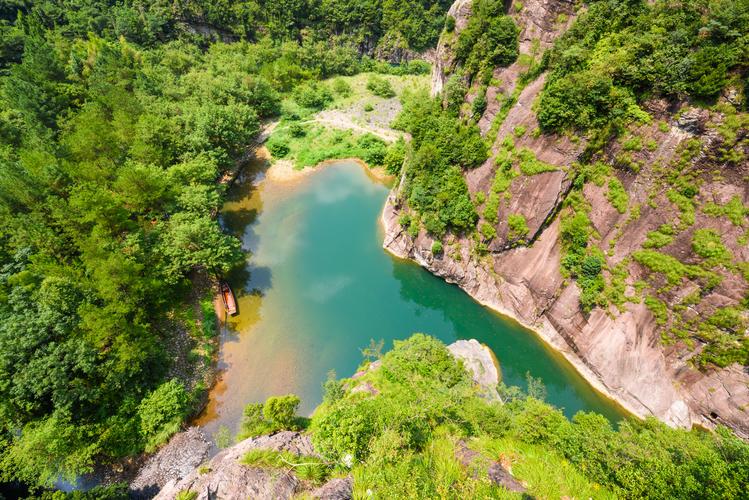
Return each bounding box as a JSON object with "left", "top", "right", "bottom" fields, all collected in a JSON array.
[{"left": 303, "top": 334, "right": 749, "bottom": 498}]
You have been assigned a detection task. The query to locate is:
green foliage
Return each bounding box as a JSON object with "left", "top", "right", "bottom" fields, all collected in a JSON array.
[
  {"left": 238, "top": 394, "right": 305, "bottom": 440},
  {"left": 606, "top": 177, "right": 628, "bottom": 214},
  {"left": 455, "top": 0, "right": 519, "bottom": 81},
  {"left": 643, "top": 224, "right": 676, "bottom": 249},
  {"left": 306, "top": 334, "right": 749, "bottom": 498},
  {"left": 366, "top": 75, "right": 396, "bottom": 98},
  {"left": 138, "top": 380, "right": 191, "bottom": 452},
  {"left": 332, "top": 77, "right": 352, "bottom": 97},
  {"left": 507, "top": 213, "right": 529, "bottom": 242},
  {"left": 268, "top": 125, "right": 391, "bottom": 169},
  {"left": 395, "top": 90, "right": 487, "bottom": 235},
  {"left": 479, "top": 221, "right": 496, "bottom": 241},
  {"left": 383, "top": 137, "right": 406, "bottom": 175},
  {"left": 538, "top": 0, "right": 749, "bottom": 132},
  {"left": 645, "top": 295, "right": 669, "bottom": 326},
  {"left": 241, "top": 448, "right": 330, "bottom": 484},
  {"left": 516, "top": 148, "right": 557, "bottom": 176},
  {"left": 692, "top": 229, "right": 732, "bottom": 265},
  {"left": 293, "top": 82, "right": 333, "bottom": 109},
  {"left": 175, "top": 491, "right": 197, "bottom": 500},
  {"left": 696, "top": 307, "right": 749, "bottom": 367},
  {"left": 632, "top": 250, "right": 702, "bottom": 285},
  {"left": 703, "top": 195, "right": 749, "bottom": 226},
  {"left": 444, "top": 74, "right": 468, "bottom": 113},
  {"left": 431, "top": 240, "right": 444, "bottom": 255}
]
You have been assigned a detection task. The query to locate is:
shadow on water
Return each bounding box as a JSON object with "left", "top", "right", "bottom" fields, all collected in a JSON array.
[{"left": 390, "top": 257, "right": 627, "bottom": 422}]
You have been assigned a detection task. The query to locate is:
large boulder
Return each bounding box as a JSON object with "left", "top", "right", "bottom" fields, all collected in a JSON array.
[{"left": 448, "top": 339, "right": 501, "bottom": 399}]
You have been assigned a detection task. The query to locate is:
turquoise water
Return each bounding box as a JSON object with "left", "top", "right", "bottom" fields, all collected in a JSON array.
[{"left": 197, "top": 160, "right": 625, "bottom": 438}]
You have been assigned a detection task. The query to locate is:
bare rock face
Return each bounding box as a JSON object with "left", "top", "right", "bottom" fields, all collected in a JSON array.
[
  {"left": 390, "top": 0, "right": 749, "bottom": 439},
  {"left": 130, "top": 427, "right": 211, "bottom": 499},
  {"left": 155, "top": 431, "right": 315, "bottom": 500},
  {"left": 431, "top": 0, "right": 473, "bottom": 96},
  {"left": 311, "top": 477, "right": 354, "bottom": 499},
  {"left": 448, "top": 339, "right": 501, "bottom": 399}
]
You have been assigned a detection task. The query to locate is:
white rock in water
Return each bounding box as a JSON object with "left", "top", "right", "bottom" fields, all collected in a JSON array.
[{"left": 448, "top": 339, "right": 500, "bottom": 400}]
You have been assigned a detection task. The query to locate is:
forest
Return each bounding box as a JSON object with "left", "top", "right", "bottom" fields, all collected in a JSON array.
[{"left": 0, "top": 0, "right": 454, "bottom": 488}]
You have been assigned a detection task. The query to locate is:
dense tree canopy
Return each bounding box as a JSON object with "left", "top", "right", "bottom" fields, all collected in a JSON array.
[
  {"left": 538, "top": 0, "right": 749, "bottom": 132},
  {"left": 0, "top": 0, "right": 449, "bottom": 484}
]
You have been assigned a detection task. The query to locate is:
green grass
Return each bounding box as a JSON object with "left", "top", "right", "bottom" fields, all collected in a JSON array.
[
  {"left": 702, "top": 195, "right": 748, "bottom": 226},
  {"left": 472, "top": 437, "right": 616, "bottom": 499},
  {"left": 606, "top": 178, "right": 628, "bottom": 213},
  {"left": 643, "top": 224, "right": 675, "bottom": 249},
  {"left": 242, "top": 449, "right": 330, "bottom": 484},
  {"left": 507, "top": 213, "right": 529, "bottom": 242},
  {"left": 268, "top": 124, "right": 386, "bottom": 169},
  {"left": 516, "top": 148, "right": 557, "bottom": 176}
]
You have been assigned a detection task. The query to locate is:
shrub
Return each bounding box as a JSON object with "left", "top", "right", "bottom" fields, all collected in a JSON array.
[
  {"left": 137, "top": 380, "right": 191, "bottom": 452},
  {"left": 445, "top": 15, "right": 456, "bottom": 32},
  {"left": 472, "top": 89, "right": 487, "bottom": 117},
  {"left": 480, "top": 222, "right": 496, "bottom": 241},
  {"left": 293, "top": 82, "right": 333, "bottom": 109},
  {"left": 332, "top": 78, "right": 352, "bottom": 97},
  {"left": 366, "top": 75, "right": 396, "bottom": 98},
  {"left": 606, "top": 177, "right": 628, "bottom": 213},
  {"left": 507, "top": 213, "right": 529, "bottom": 241},
  {"left": 238, "top": 394, "right": 304, "bottom": 440},
  {"left": 431, "top": 241, "right": 443, "bottom": 255},
  {"left": 267, "top": 139, "right": 290, "bottom": 158},
  {"left": 289, "top": 122, "right": 306, "bottom": 138},
  {"left": 643, "top": 225, "right": 675, "bottom": 249},
  {"left": 692, "top": 229, "right": 732, "bottom": 264}
]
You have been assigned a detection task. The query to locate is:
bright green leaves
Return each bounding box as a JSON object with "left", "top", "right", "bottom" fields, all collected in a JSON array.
[{"left": 137, "top": 379, "right": 191, "bottom": 452}]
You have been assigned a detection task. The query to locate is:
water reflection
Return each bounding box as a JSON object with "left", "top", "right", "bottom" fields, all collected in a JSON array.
[{"left": 195, "top": 157, "right": 627, "bottom": 446}]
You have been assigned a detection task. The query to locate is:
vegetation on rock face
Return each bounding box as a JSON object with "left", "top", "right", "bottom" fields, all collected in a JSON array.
[
  {"left": 233, "top": 334, "right": 749, "bottom": 499},
  {"left": 455, "top": 0, "right": 519, "bottom": 84},
  {"left": 393, "top": 90, "right": 488, "bottom": 236},
  {"left": 538, "top": 0, "right": 749, "bottom": 133}
]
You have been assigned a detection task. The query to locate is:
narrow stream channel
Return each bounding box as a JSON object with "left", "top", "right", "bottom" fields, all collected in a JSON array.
[{"left": 196, "top": 158, "right": 627, "bottom": 440}]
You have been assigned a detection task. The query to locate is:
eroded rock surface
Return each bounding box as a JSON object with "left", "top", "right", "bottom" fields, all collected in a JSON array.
[
  {"left": 448, "top": 339, "right": 501, "bottom": 399},
  {"left": 385, "top": 0, "right": 749, "bottom": 438},
  {"left": 130, "top": 427, "right": 211, "bottom": 499},
  {"left": 155, "top": 431, "right": 314, "bottom": 500}
]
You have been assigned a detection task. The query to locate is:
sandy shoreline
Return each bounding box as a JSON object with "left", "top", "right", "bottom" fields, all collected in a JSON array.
[{"left": 265, "top": 155, "right": 395, "bottom": 186}]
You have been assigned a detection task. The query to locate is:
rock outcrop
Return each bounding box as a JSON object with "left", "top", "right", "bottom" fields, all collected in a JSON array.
[
  {"left": 384, "top": 0, "right": 749, "bottom": 438},
  {"left": 130, "top": 427, "right": 211, "bottom": 499},
  {"left": 448, "top": 339, "right": 501, "bottom": 399},
  {"left": 155, "top": 431, "right": 317, "bottom": 500}
]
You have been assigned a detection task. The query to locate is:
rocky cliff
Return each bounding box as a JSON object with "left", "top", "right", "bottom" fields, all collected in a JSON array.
[{"left": 384, "top": 0, "right": 749, "bottom": 437}]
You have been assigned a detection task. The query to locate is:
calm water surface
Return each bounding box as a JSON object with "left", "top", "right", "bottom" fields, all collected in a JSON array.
[{"left": 196, "top": 159, "right": 626, "bottom": 439}]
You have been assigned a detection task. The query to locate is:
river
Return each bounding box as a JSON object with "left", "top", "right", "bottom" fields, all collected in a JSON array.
[{"left": 196, "top": 158, "right": 626, "bottom": 440}]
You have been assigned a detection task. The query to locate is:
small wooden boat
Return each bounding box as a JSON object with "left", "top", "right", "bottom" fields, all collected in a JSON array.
[{"left": 220, "top": 281, "right": 238, "bottom": 316}]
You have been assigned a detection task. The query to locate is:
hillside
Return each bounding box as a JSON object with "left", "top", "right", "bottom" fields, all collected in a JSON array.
[
  {"left": 383, "top": 0, "right": 749, "bottom": 438},
  {"left": 150, "top": 335, "right": 748, "bottom": 499}
]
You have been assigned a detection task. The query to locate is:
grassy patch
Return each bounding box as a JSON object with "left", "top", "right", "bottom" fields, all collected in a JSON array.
[
  {"left": 268, "top": 124, "right": 391, "bottom": 169},
  {"left": 241, "top": 449, "right": 330, "bottom": 484},
  {"left": 606, "top": 177, "right": 628, "bottom": 213},
  {"left": 643, "top": 224, "right": 675, "bottom": 249},
  {"left": 507, "top": 213, "right": 529, "bottom": 242},
  {"left": 517, "top": 148, "right": 557, "bottom": 176},
  {"left": 702, "top": 195, "right": 748, "bottom": 227}
]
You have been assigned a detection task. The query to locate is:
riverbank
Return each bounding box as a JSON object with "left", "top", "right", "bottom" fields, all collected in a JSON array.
[
  {"left": 380, "top": 193, "right": 640, "bottom": 422},
  {"left": 266, "top": 157, "right": 394, "bottom": 185}
]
